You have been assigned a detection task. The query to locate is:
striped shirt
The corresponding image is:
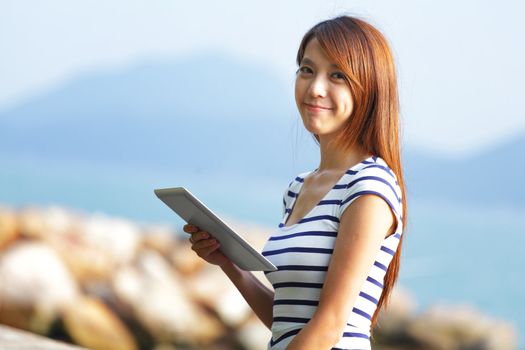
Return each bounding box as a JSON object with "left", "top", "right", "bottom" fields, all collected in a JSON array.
[{"left": 261, "top": 155, "right": 403, "bottom": 350}]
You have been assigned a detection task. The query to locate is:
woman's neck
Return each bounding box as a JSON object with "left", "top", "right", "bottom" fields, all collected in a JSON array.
[{"left": 316, "top": 134, "right": 371, "bottom": 173}]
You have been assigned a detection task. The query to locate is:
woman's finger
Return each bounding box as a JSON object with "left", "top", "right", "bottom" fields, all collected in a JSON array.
[
  {"left": 190, "top": 230, "right": 209, "bottom": 243},
  {"left": 191, "top": 238, "right": 217, "bottom": 251},
  {"left": 183, "top": 224, "right": 199, "bottom": 233},
  {"left": 195, "top": 240, "right": 221, "bottom": 258}
]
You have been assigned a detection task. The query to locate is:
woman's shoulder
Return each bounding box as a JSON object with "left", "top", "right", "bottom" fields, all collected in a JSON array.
[
  {"left": 352, "top": 155, "right": 400, "bottom": 186},
  {"left": 339, "top": 155, "right": 404, "bottom": 227},
  {"left": 342, "top": 155, "right": 403, "bottom": 208}
]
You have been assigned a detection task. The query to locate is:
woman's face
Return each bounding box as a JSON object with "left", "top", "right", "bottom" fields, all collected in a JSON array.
[{"left": 295, "top": 37, "right": 353, "bottom": 140}]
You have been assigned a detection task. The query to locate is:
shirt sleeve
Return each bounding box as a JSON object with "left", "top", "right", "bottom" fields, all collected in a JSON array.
[
  {"left": 338, "top": 166, "right": 403, "bottom": 234},
  {"left": 281, "top": 178, "right": 295, "bottom": 219},
  {"left": 281, "top": 187, "right": 288, "bottom": 219},
  {"left": 281, "top": 173, "right": 306, "bottom": 221}
]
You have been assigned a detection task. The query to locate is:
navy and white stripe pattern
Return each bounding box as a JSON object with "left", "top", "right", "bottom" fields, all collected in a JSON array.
[{"left": 261, "top": 156, "right": 403, "bottom": 350}]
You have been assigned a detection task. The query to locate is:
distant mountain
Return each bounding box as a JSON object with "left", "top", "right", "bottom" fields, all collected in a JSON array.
[
  {"left": 0, "top": 54, "right": 317, "bottom": 179},
  {"left": 1, "top": 54, "right": 523, "bottom": 208},
  {"left": 404, "top": 135, "right": 525, "bottom": 207}
]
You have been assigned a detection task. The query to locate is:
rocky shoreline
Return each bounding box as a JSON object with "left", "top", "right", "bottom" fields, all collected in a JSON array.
[{"left": 0, "top": 205, "right": 518, "bottom": 350}]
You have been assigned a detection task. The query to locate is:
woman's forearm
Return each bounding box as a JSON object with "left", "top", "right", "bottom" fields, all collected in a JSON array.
[
  {"left": 285, "top": 315, "right": 341, "bottom": 350},
  {"left": 220, "top": 261, "right": 274, "bottom": 329}
]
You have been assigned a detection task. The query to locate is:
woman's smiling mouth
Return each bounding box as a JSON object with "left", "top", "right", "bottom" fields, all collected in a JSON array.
[{"left": 304, "top": 103, "right": 333, "bottom": 112}]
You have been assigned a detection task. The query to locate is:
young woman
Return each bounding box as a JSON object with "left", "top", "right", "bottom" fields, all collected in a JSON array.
[{"left": 184, "top": 15, "right": 407, "bottom": 350}]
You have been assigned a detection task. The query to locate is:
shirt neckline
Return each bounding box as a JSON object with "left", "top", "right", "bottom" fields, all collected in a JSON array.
[{"left": 281, "top": 155, "right": 376, "bottom": 230}]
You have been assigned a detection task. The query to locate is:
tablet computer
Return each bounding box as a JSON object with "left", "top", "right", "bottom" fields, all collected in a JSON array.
[{"left": 154, "top": 187, "right": 277, "bottom": 271}]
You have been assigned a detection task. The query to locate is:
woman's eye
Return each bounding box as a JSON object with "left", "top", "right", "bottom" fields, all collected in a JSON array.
[
  {"left": 298, "top": 66, "right": 313, "bottom": 74},
  {"left": 332, "top": 72, "right": 346, "bottom": 80}
]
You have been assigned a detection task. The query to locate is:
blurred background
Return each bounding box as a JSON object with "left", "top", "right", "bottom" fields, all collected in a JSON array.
[{"left": 0, "top": 0, "right": 523, "bottom": 349}]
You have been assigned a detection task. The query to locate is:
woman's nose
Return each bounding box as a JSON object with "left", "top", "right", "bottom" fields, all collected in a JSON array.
[{"left": 308, "top": 76, "right": 328, "bottom": 98}]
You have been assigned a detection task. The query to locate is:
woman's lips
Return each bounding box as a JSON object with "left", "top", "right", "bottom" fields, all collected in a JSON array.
[{"left": 304, "top": 103, "right": 332, "bottom": 112}]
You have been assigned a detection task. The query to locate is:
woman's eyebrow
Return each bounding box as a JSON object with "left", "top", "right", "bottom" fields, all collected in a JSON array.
[
  {"left": 301, "top": 57, "right": 339, "bottom": 68},
  {"left": 301, "top": 57, "right": 315, "bottom": 66}
]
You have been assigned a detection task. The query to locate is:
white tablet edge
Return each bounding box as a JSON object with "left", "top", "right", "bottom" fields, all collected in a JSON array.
[{"left": 154, "top": 187, "right": 277, "bottom": 272}]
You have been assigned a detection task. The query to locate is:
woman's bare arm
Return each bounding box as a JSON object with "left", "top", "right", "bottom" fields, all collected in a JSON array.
[{"left": 285, "top": 194, "right": 395, "bottom": 349}]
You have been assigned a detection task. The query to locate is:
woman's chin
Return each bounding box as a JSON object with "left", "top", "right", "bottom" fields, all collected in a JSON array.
[
  {"left": 304, "top": 124, "right": 332, "bottom": 136},
  {"left": 305, "top": 127, "right": 322, "bottom": 135},
  {"left": 302, "top": 121, "right": 324, "bottom": 134}
]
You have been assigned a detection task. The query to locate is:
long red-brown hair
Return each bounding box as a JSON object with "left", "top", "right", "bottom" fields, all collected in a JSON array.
[{"left": 296, "top": 15, "right": 408, "bottom": 333}]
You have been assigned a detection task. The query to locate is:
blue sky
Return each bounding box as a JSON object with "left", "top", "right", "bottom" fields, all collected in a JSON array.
[{"left": 1, "top": 0, "right": 524, "bottom": 157}]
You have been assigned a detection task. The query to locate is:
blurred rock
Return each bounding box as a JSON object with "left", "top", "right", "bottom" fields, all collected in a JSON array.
[
  {"left": 62, "top": 296, "right": 138, "bottom": 350},
  {"left": 52, "top": 213, "right": 141, "bottom": 284},
  {"left": 186, "top": 265, "right": 252, "bottom": 328},
  {"left": 484, "top": 321, "right": 519, "bottom": 350},
  {"left": 405, "top": 303, "right": 518, "bottom": 350},
  {"left": 236, "top": 315, "right": 272, "bottom": 350},
  {"left": 0, "top": 204, "right": 520, "bottom": 350},
  {"left": 18, "top": 206, "right": 82, "bottom": 240},
  {"left": 0, "top": 242, "right": 79, "bottom": 307},
  {"left": 18, "top": 207, "right": 47, "bottom": 239},
  {"left": 81, "top": 213, "right": 141, "bottom": 267},
  {"left": 151, "top": 344, "right": 178, "bottom": 350},
  {"left": 0, "top": 324, "right": 86, "bottom": 350},
  {"left": 141, "top": 225, "right": 179, "bottom": 258},
  {"left": 169, "top": 240, "right": 207, "bottom": 276},
  {"left": 375, "top": 286, "right": 417, "bottom": 336},
  {"left": 0, "top": 242, "right": 79, "bottom": 334},
  {"left": 113, "top": 250, "right": 224, "bottom": 345},
  {"left": 0, "top": 208, "right": 19, "bottom": 250}
]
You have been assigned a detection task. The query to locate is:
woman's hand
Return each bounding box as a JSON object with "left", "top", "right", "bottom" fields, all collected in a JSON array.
[{"left": 183, "top": 224, "right": 231, "bottom": 267}]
